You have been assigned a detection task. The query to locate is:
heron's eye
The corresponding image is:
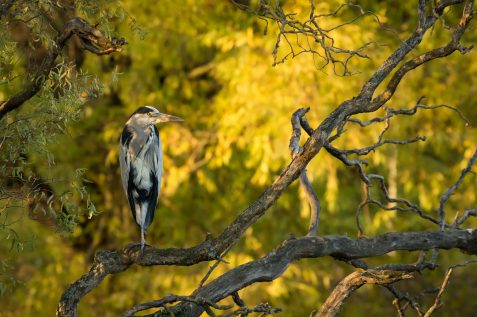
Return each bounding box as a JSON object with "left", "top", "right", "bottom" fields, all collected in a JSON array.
[{"left": 147, "top": 112, "right": 152, "bottom": 117}]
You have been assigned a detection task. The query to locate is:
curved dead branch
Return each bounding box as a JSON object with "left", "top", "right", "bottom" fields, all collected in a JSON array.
[
  {"left": 315, "top": 270, "right": 414, "bottom": 317},
  {"left": 126, "top": 229, "right": 477, "bottom": 316},
  {"left": 290, "top": 107, "right": 321, "bottom": 236}
]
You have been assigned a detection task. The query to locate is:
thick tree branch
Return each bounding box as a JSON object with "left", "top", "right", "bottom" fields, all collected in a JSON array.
[
  {"left": 357, "top": 0, "right": 437, "bottom": 101},
  {"left": 368, "top": 0, "right": 473, "bottom": 111},
  {"left": 138, "top": 229, "right": 477, "bottom": 317},
  {"left": 290, "top": 107, "right": 321, "bottom": 236},
  {"left": 122, "top": 294, "right": 233, "bottom": 317},
  {"left": 0, "top": 17, "right": 126, "bottom": 120}
]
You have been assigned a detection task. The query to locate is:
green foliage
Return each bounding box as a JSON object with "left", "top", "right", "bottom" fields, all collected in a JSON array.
[{"left": 1, "top": 0, "right": 477, "bottom": 316}]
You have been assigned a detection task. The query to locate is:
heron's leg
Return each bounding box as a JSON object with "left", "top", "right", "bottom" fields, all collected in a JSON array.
[
  {"left": 140, "top": 226, "right": 145, "bottom": 255},
  {"left": 124, "top": 228, "right": 151, "bottom": 255}
]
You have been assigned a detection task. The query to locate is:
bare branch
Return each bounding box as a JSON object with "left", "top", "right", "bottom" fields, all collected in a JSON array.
[
  {"left": 198, "top": 242, "right": 235, "bottom": 289},
  {"left": 347, "top": 98, "right": 470, "bottom": 128},
  {"left": 367, "top": 0, "right": 474, "bottom": 111},
  {"left": 122, "top": 294, "right": 233, "bottom": 317},
  {"left": 142, "top": 229, "right": 477, "bottom": 317},
  {"left": 422, "top": 260, "right": 477, "bottom": 317},
  {"left": 232, "top": 0, "right": 379, "bottom": 75},
  {"left": 300, "top": 171, "right": 320, "bottom": 236},
  {"left": 393, "top": 298, "right": 406, "bottom": 317},
  {"left": 290, "top": 107, "right": 321, "bottom": 236},
  {"left": 439, "top": 146, "right": 477, "bottom": 229},
  {"left": 219, "top": 303, "right": 281, "bottom": 317},
  {"left": 315, "top": 270, "right": 414, "bottom": 317},
  {"left": 341, "top": 135, "right": 426, "bottom": 157},
  {"left": 453, "top": 208, "right": 477, "bottom": 227}
]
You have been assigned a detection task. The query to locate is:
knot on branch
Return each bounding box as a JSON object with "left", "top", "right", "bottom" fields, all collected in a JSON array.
[
  {"left": 358, "top": 270, "right": 414, "bottom": 285},
  {"left": 94, "top": 249, "right": 131, "bottom": 274},
  {"left": 64, "top": 18, "right": 127, "bottom": 55}
]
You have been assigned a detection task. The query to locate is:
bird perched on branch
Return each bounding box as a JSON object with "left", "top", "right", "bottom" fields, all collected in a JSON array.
[{"left": 119, "top": 106, "right": 183, "bottom": 254}]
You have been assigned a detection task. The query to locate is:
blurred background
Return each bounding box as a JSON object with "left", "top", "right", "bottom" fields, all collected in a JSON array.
[{"left": 1, "top": 0, "right": 477, "bottom": 316}]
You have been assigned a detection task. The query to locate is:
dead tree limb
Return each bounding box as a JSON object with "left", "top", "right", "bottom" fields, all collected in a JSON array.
[
  {"left": 290, "top": 107, "right": 321, "bottom": 236},
  {"left": 439, "top": 146, "right": 477, "bottom": 229},
  {"left": 315, "top": 270, "right": 414, "bottom": 317},
  {"left": 0, "top": 17, "right": 126, "bottom": 120},
  {"left": 122, "top": 229, "right": 477, "bottom": 317}
]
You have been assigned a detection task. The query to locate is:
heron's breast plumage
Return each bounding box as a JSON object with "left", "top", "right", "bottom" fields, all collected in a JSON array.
[
  {"left": 130, "top": 130, "right": 162, "bottom": 196},
  {"left": 120, "top": 124, "right": 162, "bottom": 229}
]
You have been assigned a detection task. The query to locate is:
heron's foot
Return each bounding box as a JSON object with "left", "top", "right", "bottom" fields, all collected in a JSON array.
[{"left": 124, "top": 242, "right": 153, "bottom": 254}]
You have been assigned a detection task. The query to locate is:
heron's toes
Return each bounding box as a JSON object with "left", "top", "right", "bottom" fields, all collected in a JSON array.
[{"left": 124, "top": 242, "right": 142, "bottom": 253}]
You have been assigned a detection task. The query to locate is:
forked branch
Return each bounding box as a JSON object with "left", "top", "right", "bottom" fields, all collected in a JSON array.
[{"left": 315, "top": 270, "right": 414, "bottom": 317}]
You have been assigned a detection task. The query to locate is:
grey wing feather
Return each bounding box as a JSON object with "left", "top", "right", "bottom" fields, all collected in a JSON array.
[
  {"left": 119, "top": 129, "right": 139, "bottom": 223},
  {"left": 119, "top": 139, "right": 130, "bottom": 196},
  {"left": 144, "top": 127, "right": 162, "bottom": 228}
]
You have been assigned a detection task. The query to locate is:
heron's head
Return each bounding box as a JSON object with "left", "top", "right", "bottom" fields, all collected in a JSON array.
[{"left": 128, "top": 106, "right": 183, "bottom": 127}]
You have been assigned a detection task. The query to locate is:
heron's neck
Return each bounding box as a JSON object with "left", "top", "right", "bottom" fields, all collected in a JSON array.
[{"left": 127, "top": 124, "right": 159, "bottom": 156}]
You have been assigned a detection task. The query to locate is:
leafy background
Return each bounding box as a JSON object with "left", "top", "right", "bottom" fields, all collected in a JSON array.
[{"left": 1, "top": 0, "right": 477, "bottom": 316}]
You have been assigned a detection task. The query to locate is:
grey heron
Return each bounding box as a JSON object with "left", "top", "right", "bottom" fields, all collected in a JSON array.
[{"left": 119, "top": 106, "right": 183, "bottom": 254}]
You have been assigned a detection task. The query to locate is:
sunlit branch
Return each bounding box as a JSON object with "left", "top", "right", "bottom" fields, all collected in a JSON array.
[
  {"left": 453, "top": 207, "right": 477, "bottom": 227},
  {"left": 151, "top": 230, "right": 477, "bottom": 316},
  {"left": 367, "top": 0, "right": 473, "bottom": 110},
  {"left": 314, "top": 270, "right": 414, "bottom": 317},
  {"left": 341, "top": 135, "right": 426, "bottom": 156},
  {"left": 347, "top": 97, "right": 470, "bottom": 128},
  {"left": 290, "top": 107, "right": 321, "bottom": 236},
  {"left": 122, "top": 294, "right": 233, "bottom": 317},
  {"left": 232, "top": 0, "right": 379, "bottom": 75}
]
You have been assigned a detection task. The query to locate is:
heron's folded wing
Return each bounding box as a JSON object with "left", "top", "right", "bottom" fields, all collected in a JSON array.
[
  {"left": 144, "top": 126, "right": 162, "bottom": 228},
  {"left": 119, "top": 127, "right": 132, "bottom": 195}
]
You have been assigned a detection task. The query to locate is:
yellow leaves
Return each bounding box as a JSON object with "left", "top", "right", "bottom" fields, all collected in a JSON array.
[
  {"left": 322, "top": 274, "right": 331, "bottom": 289},
  {"left": 371, "top": 209, "right": 395, "bottom": 233},
  {"left": 324, "top": 157, "right": 338, "bottom": 213},
  {"left": 196, "top": 169, "right": 218, "bottom": 193},
  {"left": 265, "top": 277, "right": 288, "bottom": 297}
]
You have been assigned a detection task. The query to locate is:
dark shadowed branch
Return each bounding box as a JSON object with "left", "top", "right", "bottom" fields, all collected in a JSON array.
[
  {"left": 290, "top": 107, "right": 321, "bottom": 236},
  {"left": 125, "top": 230, "right": 477, "bottom": 316}
]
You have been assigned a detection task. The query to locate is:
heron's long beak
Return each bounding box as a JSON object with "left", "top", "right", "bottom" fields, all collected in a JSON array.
[{"left": 153, "top": 113, "right": 184, "bottom": 123}]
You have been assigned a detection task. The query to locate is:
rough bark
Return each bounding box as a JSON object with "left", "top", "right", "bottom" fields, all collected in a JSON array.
[
  {"left": 315, "top": 270, "right": 414, "bottom": 317},
  {"left": 150, "top": 229, "right": 477, "bottom": 317}
]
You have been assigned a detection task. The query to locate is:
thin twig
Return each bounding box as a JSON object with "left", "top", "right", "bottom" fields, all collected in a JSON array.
[
  {"left": 290, "top": 107, "right": 321, "bottom": 235},
  {"left": 439, "top": 146, "right": 477, "bottom": 230}
]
